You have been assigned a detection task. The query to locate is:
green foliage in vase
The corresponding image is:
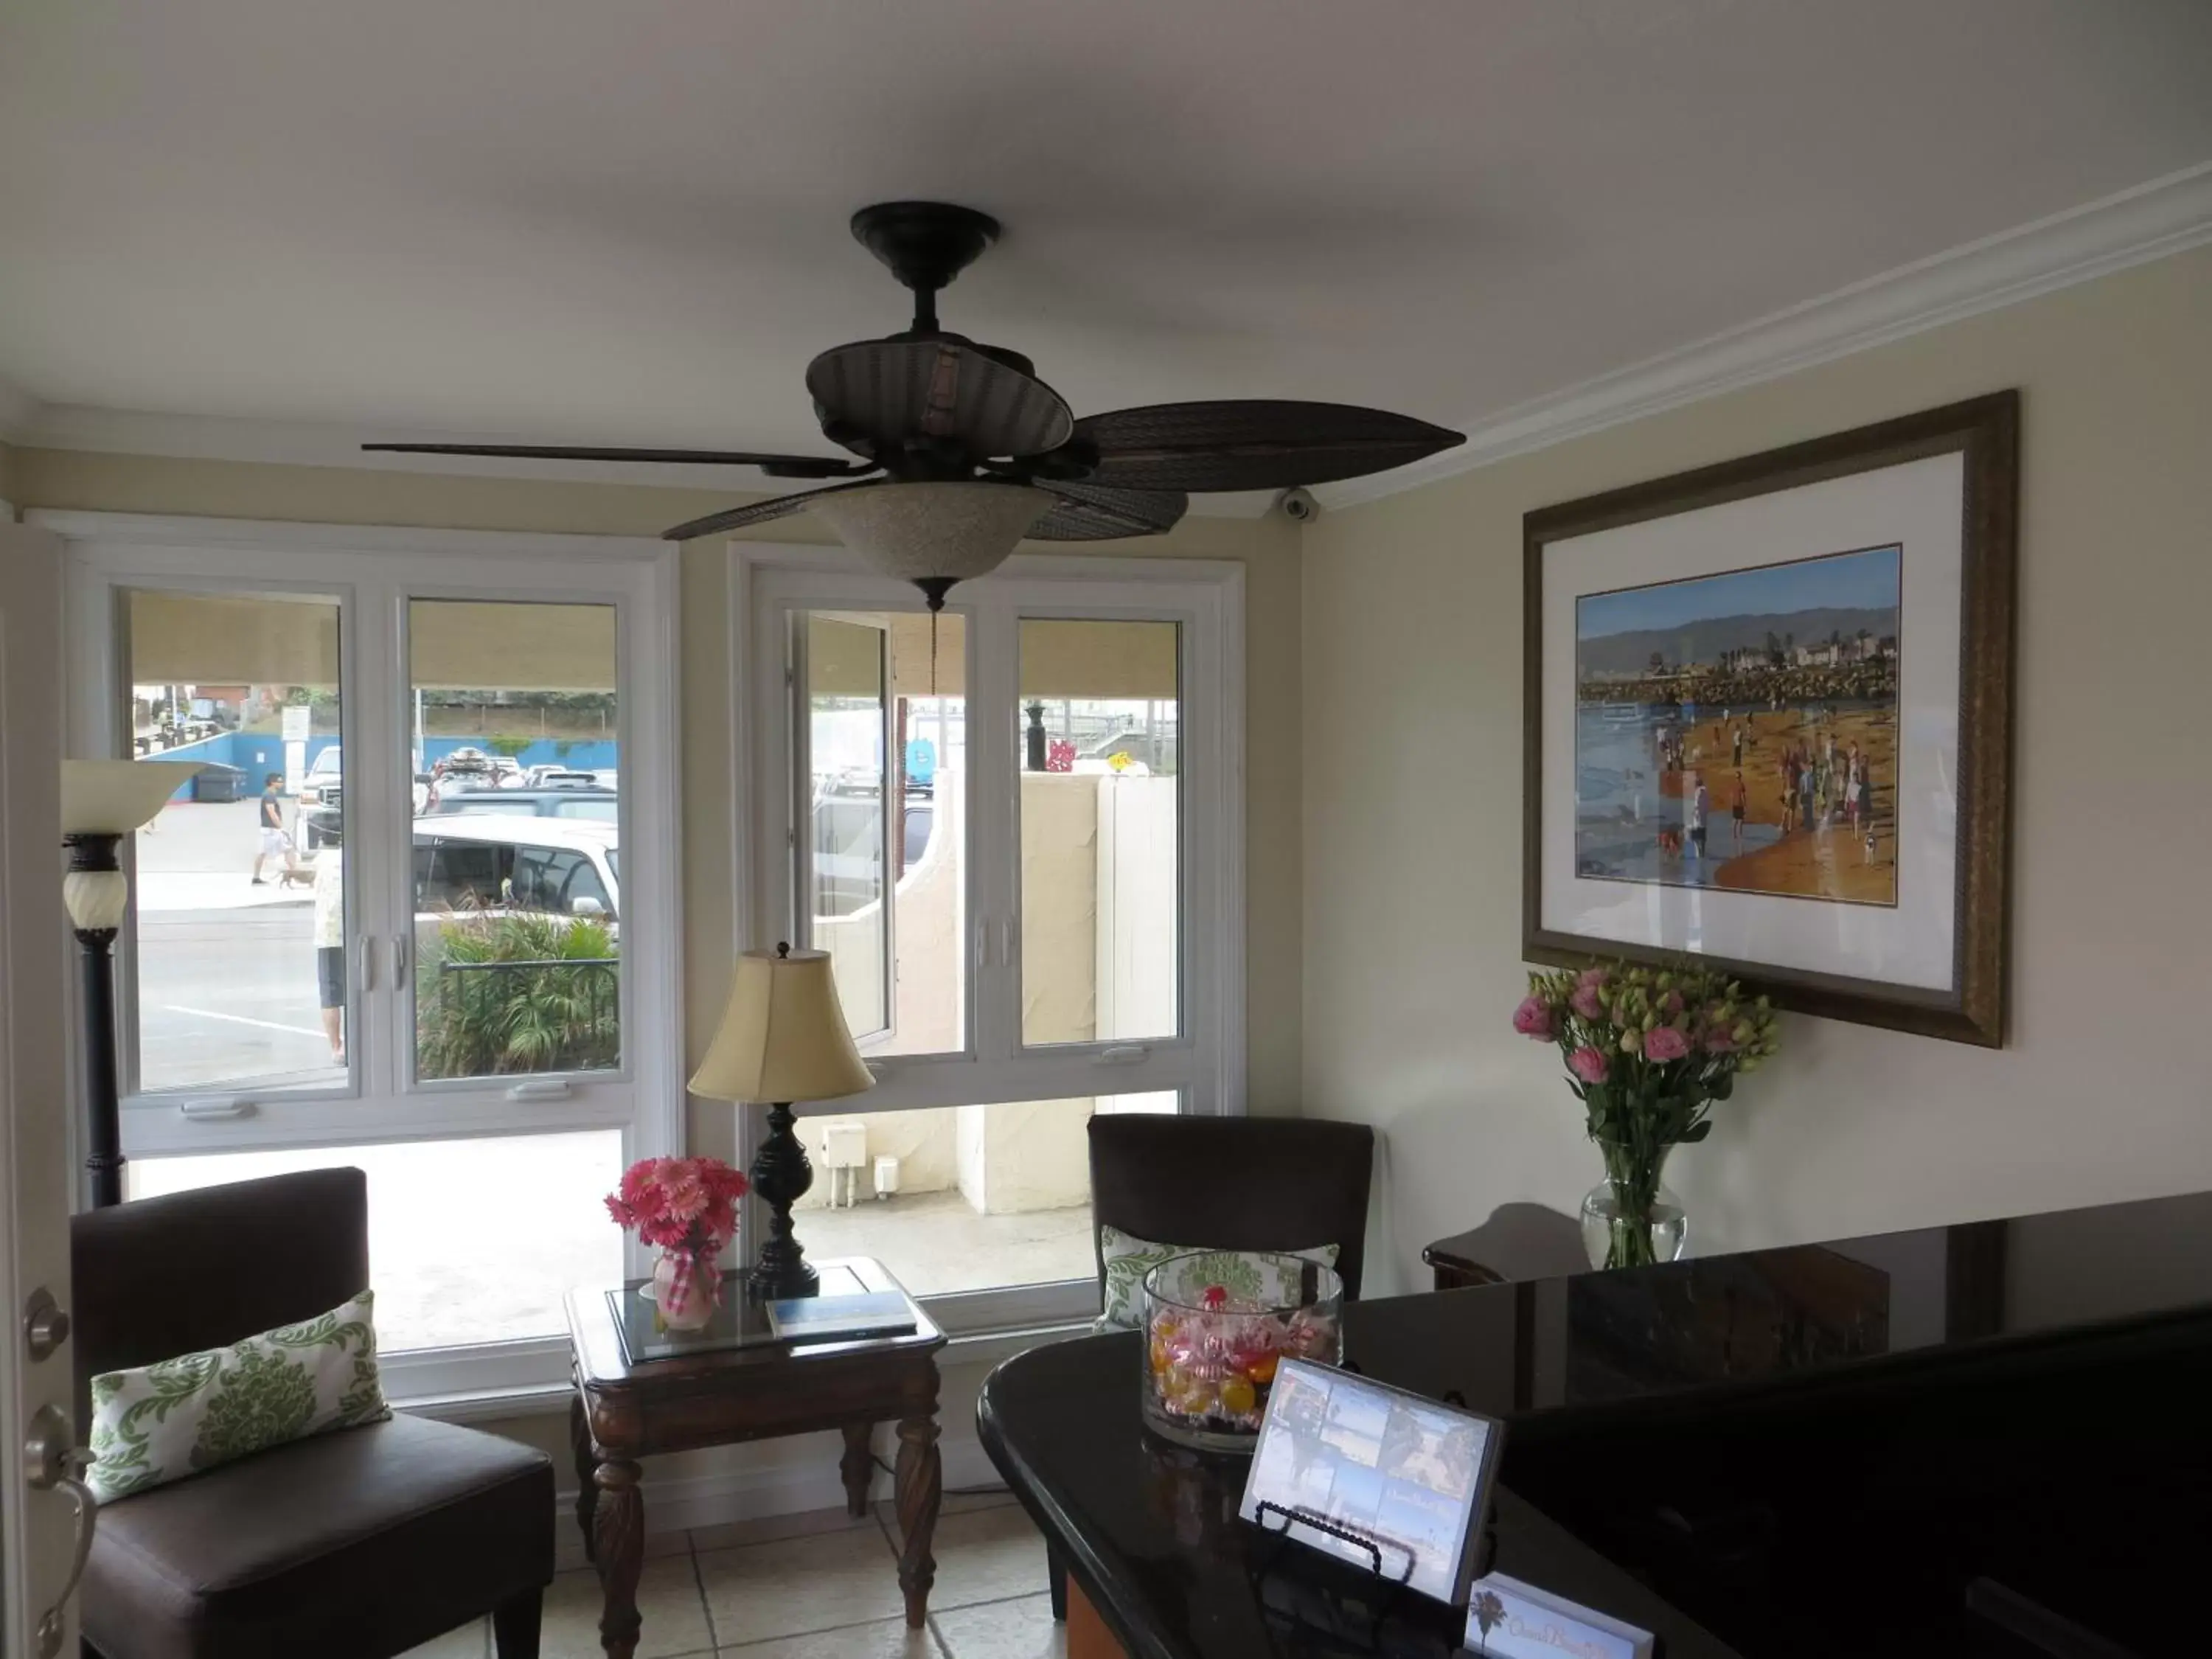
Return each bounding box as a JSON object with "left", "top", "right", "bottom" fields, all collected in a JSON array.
[{"left": 416, "top": 908, "right": 619, "bottom": 1079}]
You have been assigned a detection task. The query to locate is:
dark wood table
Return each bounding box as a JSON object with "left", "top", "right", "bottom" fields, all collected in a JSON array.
[{"left": 566, "top": 1256, "right": 946, "bottom": 1659}]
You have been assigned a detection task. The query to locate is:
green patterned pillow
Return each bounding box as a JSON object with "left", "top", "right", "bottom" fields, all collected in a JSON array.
[
  {"left": 1096, "top": 1225, "right": 1340, "bottom": 1330},
  {"left": 86, "top": 1290, "right": 389, "bottom": 1504}
]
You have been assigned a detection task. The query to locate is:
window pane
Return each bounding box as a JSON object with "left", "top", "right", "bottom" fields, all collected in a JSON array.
[
  {"left": 409, "top": 600, "right": 622, "bottom": 1081},
  {"left": 125, "top": 1130, "right": 624, "bottom": 1350},
  {"left": 1018, "top": 620, "right": 1180, "bottom": 1046},
  {"left": 805, "top": 611, "right": 967, "bottom": 1057},
  {"left": 126, "top": 590, "right": 348, "bottom": 1093},
  {"left": 792, "top": 1093, "right": 1176, "bottom": 1297}
]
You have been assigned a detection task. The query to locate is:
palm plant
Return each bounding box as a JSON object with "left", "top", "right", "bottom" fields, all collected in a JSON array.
[{"left": 416, "top": 908, "right": 619, "bottom": 1079}]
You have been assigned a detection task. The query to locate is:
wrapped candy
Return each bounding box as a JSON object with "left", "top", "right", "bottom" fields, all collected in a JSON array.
[{"left": 1139, "top": 1251, "right": 1344, "bottom": 1450}]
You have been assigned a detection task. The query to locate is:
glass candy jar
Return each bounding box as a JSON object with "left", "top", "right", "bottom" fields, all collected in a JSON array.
[{"left": 1140, "top": 1251, "right": 1343, "bottom": 1453}]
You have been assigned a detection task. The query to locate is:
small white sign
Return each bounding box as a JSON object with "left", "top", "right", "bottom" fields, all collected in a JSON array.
[
  {"left": 281, "top": 705, "right": 311, "bottom": 742},
  {"left": 1465, "top": 1572, "right": 1654, "bottom": 1659}
]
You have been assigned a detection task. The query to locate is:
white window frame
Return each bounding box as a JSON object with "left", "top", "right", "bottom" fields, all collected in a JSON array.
[
  {"left": 734, "top": 543, "right": 1245, "bottom": 1335},
  {"left": 44, "top": 511, "right": 684, "bottom": 1399}
]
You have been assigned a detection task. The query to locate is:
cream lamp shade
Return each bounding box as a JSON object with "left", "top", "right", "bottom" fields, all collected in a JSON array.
[
  {"left": 62, "top": 759, "right": 202, "bottom": 835},
  {"left": 689, "top": 945, "right": 874, "bottom": 1105}
]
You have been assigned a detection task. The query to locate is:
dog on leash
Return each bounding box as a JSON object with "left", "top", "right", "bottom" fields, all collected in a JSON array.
[{"left": 274, "top": 863, "right": 316, "bottom": 890}]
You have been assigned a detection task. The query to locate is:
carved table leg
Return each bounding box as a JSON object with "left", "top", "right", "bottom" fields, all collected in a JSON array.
[
  {"left": 893, "top": 1397, "right": 942, "bottom": 1628},
  {"left": 840, "top": 1422, "right": 875, "bottom": 1519},
  {"left": 591, "top": 1455, "right": 646, "bottom": 1659},
  {"left": 569, "top": 1390, "right": 600, "bottom": 1563}
]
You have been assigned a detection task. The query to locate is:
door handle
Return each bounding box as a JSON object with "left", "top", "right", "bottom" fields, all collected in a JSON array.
[
  {"left": 357, "top": 933, "right": 377, "bottom": 993},
  {"left": 24, "top": 1402, "right": 96, "bottom": 1659},
  {"left": 391, "top": 933, "right": 412, "bottom": 987}
]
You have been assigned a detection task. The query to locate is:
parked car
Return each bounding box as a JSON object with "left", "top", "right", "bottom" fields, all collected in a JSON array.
[
  {"left": 519, "top": 765, "right": 603, "bottom": 790},
  {"left": 810, "top": 787, "right": 934, "bottom": 917},
  {"left": 427, "top": 787, "right": 619, "bottom": 824},
  {"left": 413, "top": 815, "right": 620, "bottom": 926},
  {"left": 297, "top": 748, "right": 434, "bottom": 847}
]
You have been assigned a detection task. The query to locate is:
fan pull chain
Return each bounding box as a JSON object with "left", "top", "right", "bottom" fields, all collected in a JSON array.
[{"left": 930, "top": 608, "right": 939, "bottom": 698}]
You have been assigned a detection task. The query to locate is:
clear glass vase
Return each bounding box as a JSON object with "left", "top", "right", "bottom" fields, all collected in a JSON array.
[{"left": 1579, "top": 1141, "right": 1688, "bottom": 1269}]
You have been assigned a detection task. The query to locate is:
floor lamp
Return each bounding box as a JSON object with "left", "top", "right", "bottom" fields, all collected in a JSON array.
[
  {"left": 690, "top": 943, "right": 874, "bottom": 1300},
  {"left": 62, "top": 759, "right": 201, "bottom": 1208}
]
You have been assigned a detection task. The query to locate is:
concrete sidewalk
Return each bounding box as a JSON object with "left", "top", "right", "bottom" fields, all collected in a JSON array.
[{"left": 139, "top": 798, "right": 312, "bottom": 913}]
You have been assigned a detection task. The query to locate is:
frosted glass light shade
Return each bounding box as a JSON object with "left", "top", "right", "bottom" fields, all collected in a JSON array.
[
  {"left": 689, "top": 947, "right": 874, "bottom": 1105},
  {"left": 810, "top": 481, "right": 1053, "bottom": 588},
  {"left": 62, "top": 759, "right": 201, "bottom": 835},
  {"left": 63, "top": 870, "right": 130, "bottom": 931}
]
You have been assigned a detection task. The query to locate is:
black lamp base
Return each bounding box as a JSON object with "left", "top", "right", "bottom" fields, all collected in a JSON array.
[{"left": 748, "top": 1101, "right": 820, "bottom": 1301}]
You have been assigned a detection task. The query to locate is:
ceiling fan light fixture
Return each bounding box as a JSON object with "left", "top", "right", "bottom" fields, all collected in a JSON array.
[{"left": 808, "top": 480, "right": 1054, "bottom": 609}]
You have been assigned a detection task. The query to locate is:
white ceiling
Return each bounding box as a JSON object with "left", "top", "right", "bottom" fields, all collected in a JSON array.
[{"left": 4, "top": 1, "right": 2210, "bottom": 501}]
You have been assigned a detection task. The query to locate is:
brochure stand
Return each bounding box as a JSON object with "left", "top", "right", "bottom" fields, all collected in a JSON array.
[{"left": 1247, "top": 1500, "right": 1500, "bottom": 1659}]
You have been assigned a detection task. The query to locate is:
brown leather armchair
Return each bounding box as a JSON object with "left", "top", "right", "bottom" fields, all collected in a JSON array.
[
  {"left": 1048, "top": 1115, "right": 1377, "bottom": 1617},
  {"left": 1087, "top": 1113, "right": 1377, "bottom": 1299},
  {"left": 72, "top": 1169, "right": 554, "bottom": 1659}
]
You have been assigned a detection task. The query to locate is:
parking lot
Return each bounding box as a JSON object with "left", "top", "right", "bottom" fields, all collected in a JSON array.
[{"left": 136, "top": 798, "right": 341, "bottom": 1092}]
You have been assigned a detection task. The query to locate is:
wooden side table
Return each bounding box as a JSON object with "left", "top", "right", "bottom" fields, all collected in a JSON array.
[{"left": 566, "top": 1257, "right": 946, "bottom": 1659}]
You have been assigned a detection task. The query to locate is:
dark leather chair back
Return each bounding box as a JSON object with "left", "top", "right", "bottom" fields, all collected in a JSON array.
[
  {"left": 72, "top": 1168, "right": 370, "bottom": 1416},
  {"left": 1088, "top": 1116, "right": 1375, "bottom": 1299}
]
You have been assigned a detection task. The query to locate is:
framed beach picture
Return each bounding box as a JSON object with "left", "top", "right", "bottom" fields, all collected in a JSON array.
[{"left": 1523, "top": 393, "right": 2017, "bottom": 1045}]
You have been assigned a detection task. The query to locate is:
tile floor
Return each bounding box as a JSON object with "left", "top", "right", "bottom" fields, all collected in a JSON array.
[{"left": 402, "top": 1489, "right": 1064, "bottom": 1659}]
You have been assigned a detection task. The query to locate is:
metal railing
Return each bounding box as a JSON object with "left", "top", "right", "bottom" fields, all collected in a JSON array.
[{"left": 419, "top": 956, "right": 620, "bottom": 1078}]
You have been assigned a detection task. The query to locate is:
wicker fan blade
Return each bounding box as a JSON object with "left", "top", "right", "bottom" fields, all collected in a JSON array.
[
  {"left": 1028, "top": 482, "right": 1189, "bottom": 541},
  {"left": 1073, "top": 400, "right": 1462, "bottom": 493},
  {"left": 808, "top": 338, "right": 1074, "bottom": 461},
  {"left": 364, "top": 442, "right": 870, "bottom": 479},
  {"left": 660, "top": 480, "right": 884, "bottom": 542}
]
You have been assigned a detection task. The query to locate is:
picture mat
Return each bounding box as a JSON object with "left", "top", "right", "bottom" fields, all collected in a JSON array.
[
  {"left": 1239, "top": 1359, "right": 1503, "bottom": 1606},
  {"left": 1540, "top": 452, "right": 1963, "bottom": 990}
]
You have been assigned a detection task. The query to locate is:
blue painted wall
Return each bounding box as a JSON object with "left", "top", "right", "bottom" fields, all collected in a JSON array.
[{"left": 146, "top": 733, "right": 619, "bottom": 801}]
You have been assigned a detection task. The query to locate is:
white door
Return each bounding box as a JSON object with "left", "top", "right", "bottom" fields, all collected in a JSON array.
[{"left": 0, "top": 523, "right": 88, "bottom": 1658}]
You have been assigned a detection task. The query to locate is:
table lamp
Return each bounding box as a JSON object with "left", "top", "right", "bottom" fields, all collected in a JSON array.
[
  {"left": 63, "top": 759, "right": 203, "bottom": 1207},
  {"left": 690, "top": 942, "right": 874, "bottom": 1299}
]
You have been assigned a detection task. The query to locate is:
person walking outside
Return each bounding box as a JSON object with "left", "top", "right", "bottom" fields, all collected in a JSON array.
[
  {"left": 313, "top": 820, "right": 345, "bottom": 1063},
  {"left": 251, "top": 773, "right": 295, "bottom": 884},
  {"left": 1730, "top": 771, "right": 1748, "bottom": 852},
  {"left": 1686, "top": 772, "right": 1708, "bottom": 861}
]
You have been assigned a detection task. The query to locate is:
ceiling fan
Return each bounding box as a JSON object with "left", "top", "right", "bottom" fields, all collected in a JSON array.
[{"left": 367, "top": 201, "right": 1464, "bottom": 608}]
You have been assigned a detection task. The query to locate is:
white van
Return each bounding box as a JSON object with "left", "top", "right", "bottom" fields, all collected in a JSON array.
[{"left": 411, "top": 815, "right": 620, "bottom": 928}]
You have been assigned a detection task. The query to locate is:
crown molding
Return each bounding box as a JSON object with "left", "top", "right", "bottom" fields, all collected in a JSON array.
[
  {"left": 4, "top": 402, "right": 1273, "bottom": 517},
  {"left": 8, "top": 405, "right": 821, "bottom": 493},
  {"left": 1319, "top": 159, "right": 2212, "bottom": 510}
]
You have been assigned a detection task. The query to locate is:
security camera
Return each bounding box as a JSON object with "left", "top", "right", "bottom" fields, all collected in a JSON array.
[{"left": 1275, "top": 487, "right": 1321, "bottom": 523}]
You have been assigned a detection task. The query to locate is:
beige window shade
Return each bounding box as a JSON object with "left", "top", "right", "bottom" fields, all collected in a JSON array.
[
  {"left": 129, "top": 594, "right": 620, "bottom": 690},
  {"left": 1018, "top": 619, "right": 1178, "bottom": 699},
  {"left": 807, "top": 614, "right": 1177, "bottom": 701},
  {"left": 129, "top": 592, "right": 340, "bottom": 685},
  {"left": 408, "top": 601, "right": 616, "bottom": 690}
]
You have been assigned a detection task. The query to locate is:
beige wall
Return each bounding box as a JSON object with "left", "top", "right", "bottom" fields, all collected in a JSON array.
[{"left": 1301, "top": 246, "right": 2212, "bottom": 1295}]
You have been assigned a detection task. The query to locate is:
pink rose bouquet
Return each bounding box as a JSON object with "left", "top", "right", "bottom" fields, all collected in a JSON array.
[
  {"left": 606, "top": 1156, "right": 749, "bottom": 1320},
  {"left": 1511, "top": 960, "right": 1780, "bottom": 1267}
]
